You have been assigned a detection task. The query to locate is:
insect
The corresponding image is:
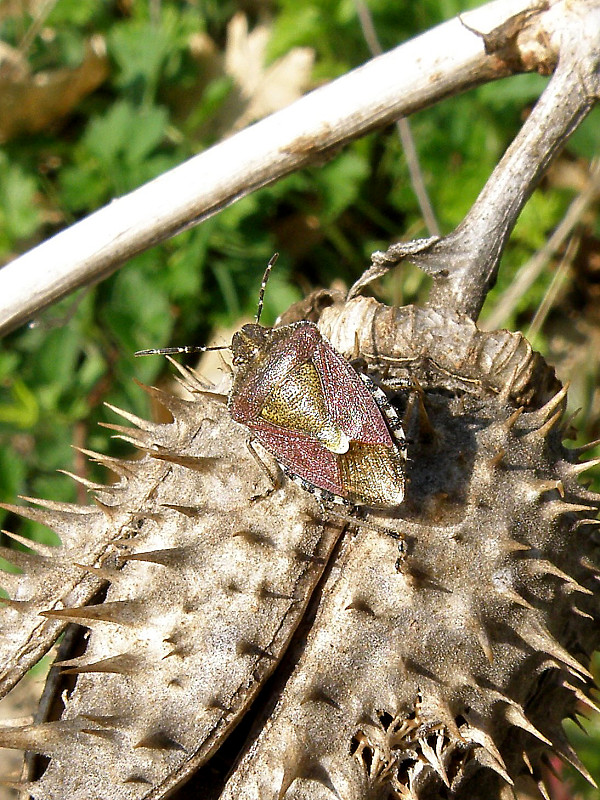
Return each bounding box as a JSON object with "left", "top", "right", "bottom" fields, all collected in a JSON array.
[{"left": 135, "top": 255, "right": 407, "bottom": 508}]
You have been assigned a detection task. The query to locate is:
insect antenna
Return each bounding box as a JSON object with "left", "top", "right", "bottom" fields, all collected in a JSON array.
[
  {"left": 135, "top": 252, "right": 280, "bottom": 358},
  {"left": 255, "top": 252, "right": 279, "bottom": 325},
  {"left": 134, "top": 344, "right": 230, "bottom": 357}
]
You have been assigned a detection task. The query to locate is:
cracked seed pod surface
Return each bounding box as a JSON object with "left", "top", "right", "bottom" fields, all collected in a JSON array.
[
  {"left": 0, "top": 383, "right": 341, "bottom": 798},
  {"left": 222, "top": 295, "right": 600, "bottom": 799},
  {"left": 0, "top": 293, "right": 598, "bottom": 800}
]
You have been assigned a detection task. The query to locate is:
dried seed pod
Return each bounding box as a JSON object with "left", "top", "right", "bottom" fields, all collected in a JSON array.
[
  {"left": 221, "top": 296, "right": 600, "bottom": 800},
  {"left": 0, "top": 384, "right": 340, "bottom": 799},
  {"left": 0, "top": 294, "right": 598, "bottom": 800}
]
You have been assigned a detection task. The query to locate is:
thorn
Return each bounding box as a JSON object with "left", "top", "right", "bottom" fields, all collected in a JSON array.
[
  {"left": 493, "top": 581, "right": 535, "bottom": 610},
  {"left": 500, "top": 538, "right": 532, "bottom": 553},
  {"left": 58, "top": 470, "right": 104, "bottom": 491},
  {"left": 521, "top": 558, "right": 593, "bottom": 595},
  {"left": 159, "top": 503, "right": 201, "bottom": 517},
  {"left": 103, "top": 430, "right": 149, "bottom": 449},
  {"left": 488, "top": 448, "right": 506, "bottom": 468},
  {"left": 0, "top": 543, "right": 46, "bottom": 570},
  {"left": 93, "top": 497, "right": 120, "bottom": 520},
  {"left": 561, "top": 680, "right": 600, "bottom": 714},
  {"left": 531, "top": 478, "right": 564, "bottom": 495},
  {"left": 462, "top": 721, "right": 512, "bottom": 782},
  {"left": 537, "top": 778, "right": 551, "bottom": 800},
  {"left": 73, "top": 447, "right": 136, "bottom": 478},
  {"left": 59, "top": 652, "right": 141, "bottom": 675},
  {"left": 17, "top": 495, "right": 86, "bottom": 514},
  {"left": 104, "top": 402, "right": 153, "bottom": 430},
  {"left": 97, "top": 421, "right": 136, "bottom": 436},
  {"left": 533, "top": 383, "right": 570, "bottom": 424},
  {"left": 0, "top": 501, "right": 92, "bottom": 532},
  {"left": 134, "top": 381, "right": 193, "bottom": 417},
  {"left": 300, "top": 761, "right": 343, "bottom": 800},
  {"left": 543, "top": 500, "right": 598, "bottom": 519},
  {"left": 560, "top": 405, "right": 582, "bottom": 437},
  {"left": 474, "top": 622, "right": 494, "bottom": 664},
  {"left": 123, "top": 775, "right": 153, "bottom": 785},
  {"left": 344, "top": 599, "right": 377, "bottom": 616},
  {"left": 1, "top": 529, "right": 56, "bottom": 558},
  {"left": 236, "top": 639, "right": 277, "bottom": 661},
  {"left": 146, "top": 450, "right": 216, "bottom": 471},
  {"left": 516, "top": 619, "right": 593, "bottom": 679},
  {"left": 119, "top": 547, "right": 187, "bottom": 566},
  {"left": 134, "top": 731, "right": 185, "bottom": 751},
  {"left": 572, "top": 606, "right": 595, "bottom": 621},
  {"left": 573, "top": 519, "right": 600, "bottom": 531},
  {"left": 185, "top": 383, "right": 229, "bottom": 404},
  {"left": 300, "top": 688, "right": 342, "bottom": 710},
  {"left": 0, "top": 721, "right": 71, "bottom": 753},
  {"left": 232, "top": 529, "right": 277, "bottom": 548},
  {"left": 571, "top": 438, "right": 600, "bottom": 457},
  {"left": 166, "top": 357, "right": 229, "bottom": 399},
  {"left": 552, "top": 733, "right": 598, "bottom": 787},
  {"left": 476, "top": 748, "right": 514, "bottom": 787},
  {"left": 503, "top": 704, "right": 551, "bottom": 746},
  {"left": 575, "top": 487, "right": 600, "bottom": 504},
  {"left": 567, "top": 712, "right": 588, "bottom": 734},
  {"left": 165, "top": 355, "right": 207, "bottom": 384},
  {"left": 40, "top": 600, "right": 139, "bottom": 626},
  {"left": 580, "top": 556, "right": 600, "bottom": 575},
  {"left": 569, "top": 457, "right": 600, "bottom": 476},
  {"left": 503, "top": 407, "right": 524, "bottom": 431},
  {"left": 72, "top": 562, "right": 117, "bottom": 580},
  {"left": 521, "top": 409, "right": 564, "bottom": 443}
]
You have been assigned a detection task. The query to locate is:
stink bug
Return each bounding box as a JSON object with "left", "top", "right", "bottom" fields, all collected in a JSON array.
[{"left": 135, "top": 255, "right": 406, "bottom": 508}]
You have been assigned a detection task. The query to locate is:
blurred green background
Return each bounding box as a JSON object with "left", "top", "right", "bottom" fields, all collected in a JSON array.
[{"left": 0, "top": 1, "right": 598, "bottom": 795}]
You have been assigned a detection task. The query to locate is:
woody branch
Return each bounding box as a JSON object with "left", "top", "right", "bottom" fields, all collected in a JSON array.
[
  {"left": 356, "top": 0, "right": 600, "bottom": 320},
  {"left": 0, "top": 0, "right": 593, "bottom": 335}
]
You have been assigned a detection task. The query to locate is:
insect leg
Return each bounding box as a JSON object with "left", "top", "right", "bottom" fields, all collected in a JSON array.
[{"left": 245, "top": 437, "right": 282, "bottom": 502}]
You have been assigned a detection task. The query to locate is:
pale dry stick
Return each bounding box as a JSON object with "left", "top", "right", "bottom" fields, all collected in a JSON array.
[
  {"left": 0, "top": 0, "right": 559, "bottom": 336},
  {"left": 354, "top": 0, "right": 441, "bottom": 237},
  {"left": 484, "top": 159, "right": 600, "bottom": 330},
  {"left": 525, "top": 234, "right": 580, "bottom": 341},
  {"left": 18, "top": 0, "right": 60, "bottom": 56},
  {"left": 150, "top": 0, "right": 162, "bottom": 26}
]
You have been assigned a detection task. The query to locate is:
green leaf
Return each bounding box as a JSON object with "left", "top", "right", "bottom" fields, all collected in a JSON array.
[
  {"left": 568, "top": 106, "right": 600, "bottom": 159},
  {"left": 0, "top": 152, "right": 41, "bottom": 250},
  {"left": 83, "top": 101, "right": 168, "bottom": 167},
  {"left": 46, "top": 0, "right": 105, "bottom": 27},
  {"left": 109, "top": 19, "right": 173, "bottom": 103},
  {"left": 0, "top": 379, "right": 39, "bottom": 429},
  {"left": 316, "top": 149, "right": 371, "bottom": 222},
  {"left": 102, "top": 251, "right": 174, "bottom": 356}
]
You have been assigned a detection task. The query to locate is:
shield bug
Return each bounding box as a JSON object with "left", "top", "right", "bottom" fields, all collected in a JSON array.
[{"left": 135, "top": 255, "right": 407, "bottom": 508}]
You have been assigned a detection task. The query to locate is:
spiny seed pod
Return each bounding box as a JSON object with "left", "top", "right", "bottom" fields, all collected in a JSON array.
[{"left": 0, "top": 292, "right": 598, "bottom": 800}]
